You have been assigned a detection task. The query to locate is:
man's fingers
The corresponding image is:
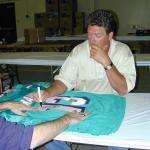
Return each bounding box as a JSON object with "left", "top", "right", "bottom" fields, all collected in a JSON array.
[
  {"left": 12, "top": 110, "right": 27, "bottom": 116},
  {"left": 29, "top": 106, "right": 46, "bottom": 112},
  {"left": 32, "top": 93, "right": 39, "bottom": 102},
  {"left": 90, "top": 49, "right": 96, "bottom": 58},
  {"left": 18, "top": 111, "right": 27, "bottom": 116},
  {"left": 23, "top": 105, "right": 42, "bottom": 112},
  {"left": 78, "top": 112, "right": 90, "bottom": 120},
  {"left": 32, "top": 90, "right": 47, "bottom": 103},
  {"left": 79, "top": 112, "right": 90, "bottom": 116},
  {"left": 67, "top": 111, "right": 90, "bottom": 119},
  {"left": 103, "top": 44, "right": 109, "bottom": 51},
  {"left": 17, "top": 102, "right": 41, "bottom": 111}
]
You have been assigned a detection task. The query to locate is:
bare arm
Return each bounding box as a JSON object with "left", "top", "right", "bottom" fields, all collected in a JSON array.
[
  {"left": 0, "top": 101, "right": 40, "bottom": 116},
  {"left": 104, "top": 64, "right": 127, "bottom": 95},
  {"left": 0, "top": 101, "right": 89, "bottom": 149},
  {"left": 90, "top": 44, "right": 127, "bottom": 95},
  {"left": 45, "top": 80, "right": 67, "bottom": 97},
  {"left": 0, "top": 102, "right": 7, "bottom": 112},
  {"left": 30, "top": 112, "right": 89, "bottom": 149},
  {"left": 33, "top": 80, "right": 67, "bottom": 102}
]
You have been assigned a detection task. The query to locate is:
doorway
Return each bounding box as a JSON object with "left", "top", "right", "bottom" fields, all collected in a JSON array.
[{"left": 0, "top": 3, "right": 17, "bottom": 43}]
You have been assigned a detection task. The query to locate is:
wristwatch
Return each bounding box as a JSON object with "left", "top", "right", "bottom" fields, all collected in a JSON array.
[{"left": 104, "top": 62, "right": 113, "bottom": 70}]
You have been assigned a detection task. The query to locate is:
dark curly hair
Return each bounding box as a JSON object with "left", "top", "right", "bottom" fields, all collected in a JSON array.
[{"left": 87, "top": 9, "right": 118, "bottom": 35}]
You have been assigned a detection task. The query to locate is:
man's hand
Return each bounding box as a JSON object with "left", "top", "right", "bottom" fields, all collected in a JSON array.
[
  {"left": 63, "top": 111, "right": 90, "bottom": 125},
  {"left": 90, "top": 44, "right": 111, "bottom": 66},
  {"left": 30, "top": 111, "right": 90, "bottom": 149},
  {"left": 4, "top": 101, "right": 40, "bottom": 116},
  {"left": 32, "top": 90, "right": 49, "bottom": 103}
]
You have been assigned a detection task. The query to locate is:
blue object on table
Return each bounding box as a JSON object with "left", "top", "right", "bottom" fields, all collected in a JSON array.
[{"left": 0, "top": 82, "right": 126, "bottom": 135}]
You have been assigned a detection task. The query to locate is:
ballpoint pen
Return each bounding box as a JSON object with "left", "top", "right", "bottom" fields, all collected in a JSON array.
[{"left": 37, "top": 87, "right": 42, "bottom": 107}]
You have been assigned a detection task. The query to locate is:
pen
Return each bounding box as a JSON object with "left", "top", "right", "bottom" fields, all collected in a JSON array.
[{"left": 37, "top": 87, "right": 42, "bottom": 107}]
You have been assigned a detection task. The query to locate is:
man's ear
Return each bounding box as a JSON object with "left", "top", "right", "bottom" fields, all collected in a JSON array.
[{"left": 108, "top": 32, "right": 113, "bottom": 40}]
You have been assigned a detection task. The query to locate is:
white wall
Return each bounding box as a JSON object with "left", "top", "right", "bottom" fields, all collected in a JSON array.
[
  {"left": 78, "top": 0, "right": 94, "bottom": 16},
  {"left": 77, "top": 0, "right": 94, "bottom": 27},
  {"left": 0, "top": 0, "right": 45, "bottom": 40},
  {"left": 1, "top": 0, "right": 150, "bottom": 39},
  {"left": 15, "top": 0, "right": 46, "bottom": 40},
  {"left": 94, "top": 0, "right": 150, "bottom": 35}
]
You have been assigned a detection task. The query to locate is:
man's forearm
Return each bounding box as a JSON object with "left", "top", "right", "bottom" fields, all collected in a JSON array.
[
  {"left": 0, "top": 102, "right": 10, "bottom": 112},
  {"left": 30, "top": 116, "right": 70, "bottom": 149},
  {"left": 105, "top": 65, "right": 128, "bottom": 95},
  {"left": 46, "top": 80, "right": 67, "bottom": 97}
]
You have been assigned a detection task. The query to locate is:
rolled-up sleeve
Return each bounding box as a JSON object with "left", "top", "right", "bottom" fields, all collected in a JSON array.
[
  {"left": 114, "top": 45, "right": 136, "bottom": 92},
  {"left": 55, "top": 48, "right": 79, "bottom": 90}
]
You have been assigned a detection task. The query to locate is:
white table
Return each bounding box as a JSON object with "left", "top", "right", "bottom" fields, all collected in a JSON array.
[
  {"left": 0, "top": 52, "right": 150, "bottom": 67},
  {"left": 0, "top": 52, "right": 149, "bottom": 83},
  {"left": 55, "top": 93, "right": 150, "bottom": 149},
  {"left": 0, "top": 52, "right": 149, "bottom": 149},
  {"left": 0, "top": 52, "right": 69, "bottom": 82},
  {"left": 46, "top": 35, "right": 150, "bottom": 42},
  {"left": 46, "top": 35, "right": 87, "bottom": 41},
  {"left": 134, "top": 54, "right": 150, "bottom": 66},
  {"left": 0, "top": 52, "right": 69, "bottom": 66}
]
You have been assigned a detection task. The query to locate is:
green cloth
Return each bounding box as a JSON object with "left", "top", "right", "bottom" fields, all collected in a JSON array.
[{"left": 0, "top": 82, "right": 126, "bottom": 135}]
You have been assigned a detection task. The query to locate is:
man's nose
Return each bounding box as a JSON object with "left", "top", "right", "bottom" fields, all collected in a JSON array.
[{"left": 90, "top": 35, "right": 96, "bottom": 43}]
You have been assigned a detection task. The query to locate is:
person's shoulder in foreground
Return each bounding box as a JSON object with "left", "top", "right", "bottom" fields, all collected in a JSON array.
[
  {"left": 0, "top": 117, "right": 33, "bottom": 150},
  {"left": 0, "top": 101, "right": 89, "bottom": 150}
]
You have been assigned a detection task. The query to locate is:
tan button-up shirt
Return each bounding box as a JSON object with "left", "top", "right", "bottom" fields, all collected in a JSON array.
[{"left": 55, "top": 39, "right": 136, "bottom": 95}]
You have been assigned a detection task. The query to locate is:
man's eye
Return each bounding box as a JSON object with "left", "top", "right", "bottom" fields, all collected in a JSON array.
[{"left": 96, "top": 34, "right": 102, "bottom": 38}]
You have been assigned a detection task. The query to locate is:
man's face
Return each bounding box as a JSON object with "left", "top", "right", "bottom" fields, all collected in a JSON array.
[{"left": 87, "top": 25, "right": 113, "bottom": 50}]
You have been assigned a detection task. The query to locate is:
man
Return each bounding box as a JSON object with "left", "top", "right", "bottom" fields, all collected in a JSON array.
[
  {"left": 0, "top": 101, "right": 88, "bottom": 150},
  {"left": 34, "top": 9, "right": 136, "bottom": 150}
]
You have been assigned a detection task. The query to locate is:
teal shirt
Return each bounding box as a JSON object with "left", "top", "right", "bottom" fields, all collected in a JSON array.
[{"left": 0, "top": 82, "right": 126, "bottom": 135}]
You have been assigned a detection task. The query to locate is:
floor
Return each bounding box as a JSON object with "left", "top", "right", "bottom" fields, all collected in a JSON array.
[{"left": 16, "top": 65, "right": 150, "bottom": 150}]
